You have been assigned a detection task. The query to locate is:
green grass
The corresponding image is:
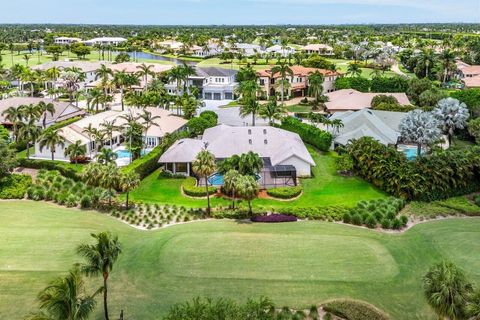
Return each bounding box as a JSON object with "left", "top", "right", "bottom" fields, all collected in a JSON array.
[
  {"left": 128, "top": 148, "right": 386, "bottom": 209},
  {"left": 197, "top": 57, "right": 274, "bottom": 71},
  {"left": 2, "top": 200, "right": 480, "bottom": 319},
  {"left": 330, "top": 59, "right": 397, "bottom": 79},
  {"left": 286, "top": 104, "right": 314, "bottom": 113}
]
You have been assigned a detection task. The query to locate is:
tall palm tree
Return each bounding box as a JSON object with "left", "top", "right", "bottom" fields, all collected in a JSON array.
[
  {"left": 347, "top": 62, "right": 362, "bottom": 77},
  {"left": 86, "top": 88, "right": 103, "bottom": 113},
  {"left": 96, "top": 148, "right": 118, "bottom": 165},
  {"left": 439, "top": 49, "right": 456, "bottom": 83},
  {"left": 100, "top": 120, "right": 117, "bottom": 149},
  {"left": 308, "top": 71, "right": 325, "bottom": 101},
  {"left": 38, "top": 129, "right": 65, "bottom": 161},
  {"left": 18, "top": 118, "right": 42, "bottom": 159},
  {"left": 271, "top": 62, "right": 293, "bottom": 104},
  {"left": 192, "top": 149, "right": 216, "bottom": 214},
  {"left": 28, "top": 267, "right": 99, "bottom": 320},
  {"left": 419, "top": 48, "right": 436, "bottom": 78},
  {"left": 179, "top": 63, "right": 196, "bottom": 92},
  {"left": 240, "top": 98, "right": 260, "bottom": 126},
  {"left": 2, "top": 106, "right": 23, "bottom": 142},
  {"left": 138, "top": 110, "right": 160, "bottom": 151},
  {"left": 37, "top": 101, "right": 56, "bottom": 129},
  {"left": 119, "top": 171, "right": 140, "bottom": 209},
  {"left": 112, "top": 71, "right": 139, "bottom": 111},
  {"left": 259, "top": 98, "right": 287, "bottom": 125},
  {"left": 95, "top": 64, "right": 113, "bottom": 95},
  {"left": 77, "top": 231, "right": 122, "bottom": 320},
  {"left": 236, "top": 175, "right": 259, "bottom": 214},
  {"left": 82, "top": 124, "right": 98, "bottom": 158},
  {"left": 168, "top": 66, "right": 185, "bottom": 96},
  {"left": 136, "top": 63, "right": 155, "bottom": 90},
  {"left": 423, "top": 261, "right": 473, "bottom": 320},
  {"left": 64, "top": 140, "right": 87, "bottom": 164}
]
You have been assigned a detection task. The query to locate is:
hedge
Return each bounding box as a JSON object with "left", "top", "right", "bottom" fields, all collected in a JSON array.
[
  {"left": 251, "top": 214, "right": 297, "bottom": 223},
  {"left": 0, "top": 174, "right": 32, "bottom": 199},
  {"left": 182, "top": 177, "right": 217, "bottom": 197},
  {"left": 18, "top": 158, "right": 82, "bottom": 180},
  {"left": 323, "top": 299, "right": 390, "bottom": 320},
  {"left": 279, "top": 117, "right": 332, "bottom": 152},
  {"left": 122, "top": 144, "right": 163, "bottom": 179},
  {"left": 279, "top": 206, "right": 349, "bottom": 221},
  {"left": 267, "top": 186, "right": 302, "bottom": 199}
]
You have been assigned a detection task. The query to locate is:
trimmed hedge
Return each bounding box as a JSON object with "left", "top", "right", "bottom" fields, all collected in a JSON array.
[
  {"left": 267, "top": 186, "right": 302, "bottom": 199},
  {"left": 323, "top": 299, "right": 390, "bottom": 320},
  {"left": 0, "top": 174, "right": 32, "bottom": 199},
  {"left": 279, "top": 117, "right": 332, "bottom": 152},
  {"left": 251, "top": 214, "right": 297, "bottom": 223},
  {"left": 18, "top": 158, "right": 81, "bottom": 180},
  {"left": 182, "top": 177, "right": 217, "bottom": 197},
  {"left": 279, "top": 205, "right": 349, "bottom": 221},
  {"left": 122, "top": 144, "right": 163, "bottom": 179}
]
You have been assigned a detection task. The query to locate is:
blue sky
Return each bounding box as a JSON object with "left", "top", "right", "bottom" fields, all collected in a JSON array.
[{"left": 1, "top": 0, "right": 478, "bottom": 24}]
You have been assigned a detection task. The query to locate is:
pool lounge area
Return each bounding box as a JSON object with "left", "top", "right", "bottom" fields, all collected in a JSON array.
[{"left": 114, "top": 147, "right": 151, "bottom": 167}]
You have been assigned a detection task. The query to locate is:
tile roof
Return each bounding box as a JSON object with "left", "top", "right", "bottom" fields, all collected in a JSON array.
[{"left": 325, "top": 89, "right": 411, "bottom": 112}]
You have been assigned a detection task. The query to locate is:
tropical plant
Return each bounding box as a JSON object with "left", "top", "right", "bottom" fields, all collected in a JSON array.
[
  {"left": 18, "top": 117, "right": 42, "bottom": 159},
  {"left": 0, "top": 140, "right": 17, "bottom": 178},
  {"left": 236, "top": 175, "right": 259, "bottom": 214},
  {"left": 96, "top": 148, "right": 118, "bottom": 165},
  {"left": 259, "top": 97, "right": 286, "bottom": 125},
  {"left": 223, "top": 169, "right": 241, "bottom": 209},
  {"left": 38, "top": 129, "right": 65, "bottom": 161},
  {"left": 347, "top": 62, "right": 362, "bottom": 77},
  {"left": 77, "top": 232, "right": 122, "bottom": 320},
  {"left": 399, "top": 110, "right": 442, "bottom": 156},
  {"left": 192, "top": 149, "right": 216, "bottom": 214},
  {"left": 308, "top": 70, "right": 325, "bottom": 101},
  {"left": 64, "top": 140, "right": 87, "bottom": 164},
  {"left": 1, "top": 106, "right": 23, "bottom": 142},
  {"left": 433, "top": 98, "right": 469, "bottom": 146},
  {"left": 119, "top": 171, "right": 140, "bottom": 209},
  {"left": 423, "top": 261, "right": 473, "bottom": 320},
  {"left": 271, "top": 62, "right": 293, "bottom": 104}
]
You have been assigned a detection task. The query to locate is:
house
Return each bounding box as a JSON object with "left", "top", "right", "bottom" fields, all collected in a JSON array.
[
  {"left": 190, "top": 44, "right": 223, "bottom": 58},
  {"left": 157, "top": 40, "right": 184, "bottom": 53},
  {"left": 230, "top": 43, "right": 263, "bottom": 57},
  {"left": 166, "top": 67, "right": 238, "bottom": 101},
  {"left": 54, "top": 37, "right": 82, "bottom": 45},
  {"left": 265, "top": 45, "right": 296, "bottom": 57},
  {"left": 0, "top": 97, "right": 85, "bottom": 127},
  {"left": 83, "top": 37, "right": 127, "bottom": 46},
  {"left": 329, "top": 109, "right": 408, "bottom": 147},
  {"left": 86, "top": 62, "right": 173, "bottom": 91},
  {"left": 33, "top": 108, "right": 187, "bottom": 163},
  {"left": 31, "top": 61, "right": 107, "bottom": 88},
  {"left": 301, "top": 44, "right": 334, "bottom": 55},
  {"left": 159, "top": 125, "right": 316, "bottom": 182},
  {"left": 325, "top": 89, "right": 411, "bottom": 113},
  {"left": 256, "top": 66, "right": 340, "bottom": 99},
  {"left": 455, "top": 60, "right": 480, "bottom": 88}
]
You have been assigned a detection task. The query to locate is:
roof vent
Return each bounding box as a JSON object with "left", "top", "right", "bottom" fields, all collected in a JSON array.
[
  {"left": 248, "top": 129, "right": 252, "bottom": 135},
  {"left": 249, "top": 139, "right": 252, "bottom": 144},
  {"left": 264, "top": 139, "right": 268, "bottom": 144},
  {"left": 263, "top": 129, "right": 267, "bottom": 134}
]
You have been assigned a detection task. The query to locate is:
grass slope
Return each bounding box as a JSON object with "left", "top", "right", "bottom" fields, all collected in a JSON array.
[
  {"left": 2, "top": 201, "right": 480, "bottom": 319},
  {"left": 127, "top": 148, "right": 386, "bottom": 209}
]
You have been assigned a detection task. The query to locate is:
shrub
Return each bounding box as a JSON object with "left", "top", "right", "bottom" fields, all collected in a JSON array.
[
  {"left": 279, "top": 117, "right": 332, "bottom": 152},
  {"left": 80, "top": 195, "right": 92, "bottom": 209},
  {"left": 0, "top": 174, "right": 32, "bottom": 199},
  {"left": 351, "top": 213, "right": 362, "bottom": 225},
  {"left": 381, "top": 218, "right": 392, "bottom": 229},
  {"left": 365, "top": 215, "right": 377, "bottom": 229},
  {"left": 251, "top": 214, "right": 297, "bottom": 223},
  {"left": 18, "top": 158, "right": 80, "bottom": 180},
  {"left": 335, "top": 77, "right": 371, "bottom": 92},
  {"left": 336, "top": 153, "right": 354, "bottom": 175},
  {"left": 266, "top": 186, "right": 302, "bottom": 199},
  {"left": 323, "top": 299, "right": 389, "bottom": 320},
  {"left": 343, "top": 212, "right": 352, "bottom": 224},
  {"left": 370, "top": 76, "right": 409, "bottom": 93},
  {"left": 182, "top": 177, "right": 217, "bottom": 197}
]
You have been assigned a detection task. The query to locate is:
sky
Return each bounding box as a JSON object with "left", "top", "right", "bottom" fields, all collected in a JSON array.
[{"left": 0, "top": 0, "right": 479, "bottom": 25}]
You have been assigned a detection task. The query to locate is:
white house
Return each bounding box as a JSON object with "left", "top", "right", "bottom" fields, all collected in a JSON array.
[
  {"left": 31, "top": 61, "right": 107, "bottom": 88},
  {"left": 54, "top": 37, "right": 82, "bottom": 45},
  {"left": 34, "top": 108, "right": 187, "bottom": 164},
  {"left": 166, "top": 67, "right": 238, "bottom": 101},
  {"left": 301, "top": 44, "right": 334, "bottom": 55},
  {"left": 159, "top": 125, "right": 315, "bottom": 179},
  {"left": 83, "top": 37, "right": 127, "bottom": 46},
  {"left": 265, "top": 45, "right": 296, "bottom": 57}
]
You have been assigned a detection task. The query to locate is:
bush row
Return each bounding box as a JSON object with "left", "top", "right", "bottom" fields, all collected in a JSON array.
[
  {"left": 0, "top": 174, "right": 32, "bottom": 199},
  {"left": 266, "top": 186, "right": 302, "bottom": 199},
  {"left": 18, "top": 158, "right": 81, "bottom": 180},
  {"left": 335, "top": 75, "right": 409, "bottom": 93},
  {"left": 323, "top": 299, "right": 390, "bottom": 320},
  {"left": 279, "top": 206, "right": 349, "bottom": 221},
  {"left": 182, "top": 177, "right": 217, "bottom": 197},
  {"left": 343, "top": 198, "right": 408, "bottom": 230},
  {"left": 347, "top": 137, "right": 480, "bottom": 201},
  {"left": 279, "top": 117, "right": 332, "bottom": 152},
  {"left": 251, "top": 214, "right": 297, "bottom": 223}
]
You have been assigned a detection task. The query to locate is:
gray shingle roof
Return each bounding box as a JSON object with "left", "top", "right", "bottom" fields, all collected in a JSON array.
[{"left": 195, "top": 67, "right": 238, "bottom": 78}]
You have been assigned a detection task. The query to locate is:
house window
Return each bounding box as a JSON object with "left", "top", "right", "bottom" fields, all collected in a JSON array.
[{"left": 260, "top": 79, "right": 265, "bottom": 86}]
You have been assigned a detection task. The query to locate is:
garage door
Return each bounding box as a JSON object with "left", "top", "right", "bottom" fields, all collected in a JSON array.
[{"left": 214, "top": 93, "right": 222, "bottom": 100}]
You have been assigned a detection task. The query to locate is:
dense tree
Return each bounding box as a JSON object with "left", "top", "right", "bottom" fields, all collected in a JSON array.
[
  {"left": 259, "top": 97, "right": 286, "bottom": 125},
  {"left": 0, "top": 140, "right": 17, "bottom": 178},
  {"left": 399, "top": 110, "right": 442, "bottom": 156},
  {"left": 64, "top": 140, "right": 87, "bottom": 163},
  {"left": 236, "top": 175, "right": 259, "bottom": 214},
  {"left": 38, "top": 129, "right": 65, "bottom": 161},
  {"left": 433, "top": 98, "right": 469, "bottom": 146},
  {"left": 271, "top": 62, "right": 293, "bottom": 104}
]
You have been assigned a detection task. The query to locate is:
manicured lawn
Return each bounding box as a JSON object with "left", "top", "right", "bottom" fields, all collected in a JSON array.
[
  {"left": 287, "top": 104, "right": 314, "bottom": 113},
  {"left": 2, "top": 200, "right": 480, "bottom": 319},
  {"left": 128, "top": 148, "right": 386, "bottom": 209},
  {"left": 197, "top": 57, "right": 274, "bottom": 70}
]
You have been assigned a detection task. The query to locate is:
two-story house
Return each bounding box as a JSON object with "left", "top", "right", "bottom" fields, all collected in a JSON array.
[
  {"left": 166, "top": 67, "right": 238, "bottom": 101},
  {"left": 256, "top": 66, "right": 341, "bottom": 99}
]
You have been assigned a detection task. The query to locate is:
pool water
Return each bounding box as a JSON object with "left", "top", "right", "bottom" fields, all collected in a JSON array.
[
  {"left": 398, "top": 146, "right": 420, "bottom": 160},
  {"left": 207, "top": 173, "right": 262, "bottom": 186},
  {"left": 115, "top": 149, "right": 147, "bottom": 159}
]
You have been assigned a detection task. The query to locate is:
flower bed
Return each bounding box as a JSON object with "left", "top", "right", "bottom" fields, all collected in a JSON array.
[{"left": 251, "top": 214, "right": 298, "bottom": 223}]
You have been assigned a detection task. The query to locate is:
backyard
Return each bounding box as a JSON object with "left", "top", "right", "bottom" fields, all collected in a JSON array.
[
  {"left": 127, "top": 147, "right": 386, "bottom": 209},
  {"left": 1, "top": 200, "right": 480, "bottom": 319}
]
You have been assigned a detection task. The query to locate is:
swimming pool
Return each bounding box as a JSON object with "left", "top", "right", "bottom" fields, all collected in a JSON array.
[
  {"left": 398, "top": 145, "right": 420, "bottom": 160},
  {"left": 115, "top": 148, "right": 148, "bottom": 159},
  {"left": 207, "top": 172, "right": 262, "bottom": 186}
]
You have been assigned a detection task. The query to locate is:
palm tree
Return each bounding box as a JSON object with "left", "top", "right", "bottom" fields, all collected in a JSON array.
[
  {"left": 2, "top": 106, "right": 23, "bottom": 142},
  {"left": 240, "top": 98, "right": 261, "bottom": 126},
  {"left": 23, "top": 54, "right": 31, "bottom": 66},
  {"left": 119, "top": 171, "right": 140, "bottom": 209},
  {"left": 192, "top": 149, "right": 216, "bottom": 214},
  {"left": 423, "top": 261, "right": 472, "bottom": 320},
  {"left": 271, "top": 62, "right": 293, "bottom": 104},
  {"left": 179, "top": 63, "right": 196, "bottom": 92},
  {"left": 347, "top": 62, "right": 362, "bottom": 77},
  {"left": 259, "top": 98, "right": 286, "bottom": 125},
  {"left": 439, "top": 49, "right": 456, "bottom": 83},
  {"left": 433, "top": 98, "right": 469, "bottom": 146},
  {"left": 236, "top": 175, "right": 259, "bottom": 214},
  {"left": 77, "top": 232, "right": 122, "bottom": 320},
  {"left": 168, "top": 66, "right": 186, "bottom": 96},
  {"left": 100, "top": 120, "right": 117, "bottom": 149},
  {"left": 139, "top": 110, "right": 160, "bottom": 151},
  {"left": 419, "top": 48, "right": 436, "bottom": 78},
  {"left": 18, "top": 118, "right": 42, "bottom": 159},
  {"left": 96, "top": 148, "right": 118, "bottom": 165},
  {"left": 64, "top": 140, "right": 87, "bottom": 164},
  {"left": 96, "top": 64, "right": 113, "bottom": 95},
  {"left": 239, "top": 151, "right": 263, "bottom": 176},
  {"left": 82, "top": 124, "right": 98, "bottom": 158},
  {"left": 86, "top": 88, "right": 103, "bottom": 113},
  {"left": 136, "top": 63, "right": 155, "bottom": 90},
  {"left": 38, "top": 129, "right": 65, "bottom": 161},
  {"left": 223, "top": 169, "right": 240, "bottom": 209},
  {"left": 180, "top": 95, "right": 204, "bottom": 119},
  {"left": 308, "top": 71, "right": 324, "bottom": 101},
  {"left": 112, "top": 71, "right": 139, "bottom": 111},
  {"left": 28, "top": 267, "right": 99, "bottom": 320},
  {"left": 37, "top": 101, "right": 55, "bottom": 129},
  {"left": 399, "top": 110, "right": 442, "bottom": 156}
]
